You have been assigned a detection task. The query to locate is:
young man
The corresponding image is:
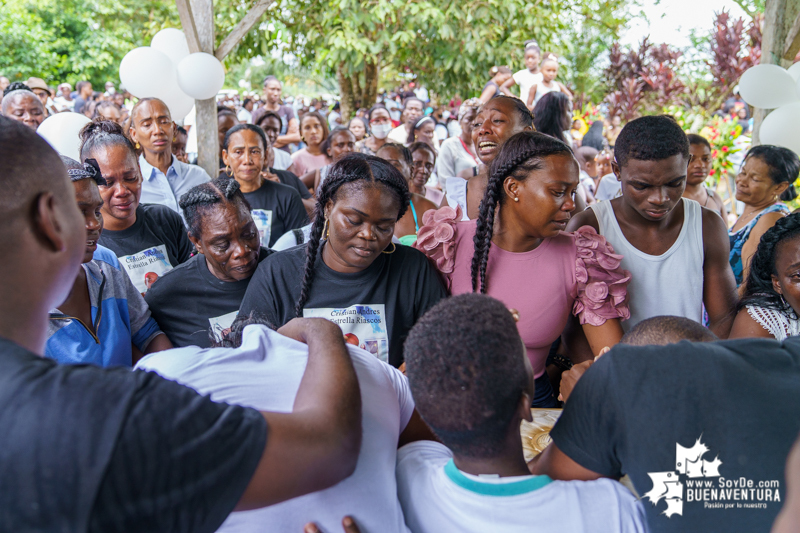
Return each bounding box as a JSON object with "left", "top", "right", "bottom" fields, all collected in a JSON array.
[
  {"left": 0, "top": 116, "right": 362, "bottom": 531},
  {"left": 388, "top": 97, "right": 424, "bottom": 145},
  {"left": 137, "top": 313, "right": 430, "bottom": 532},
  {"left": 258, "top": 76, "right": 300, "bottom": 151},
  {"left": 398, "top": 293, "right": 646, "bottom": 533},
  {"left": 567, "top": 115, "right": 737, "bottom": 338},
  {"left": 535, "top": 314, "right": 800, "bottom": 533}
]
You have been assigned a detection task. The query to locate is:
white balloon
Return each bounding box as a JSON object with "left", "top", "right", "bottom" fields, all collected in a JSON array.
[
  {"left": 739, "top": 64, "right": 800, "bottom": 109},
  {"left": 119, "top": 47, "right": 175, "bottom": 99},
  {"left": 151, "top": 28, "right": 190, "bottom": 67},
  {"left": 759, "top": 102, "right": 800, "bottom": 154},
  {"left": 788, "top": 62, "right": 800, "bottom": 83},
  {"left": 157, "top": 82, "right": 195, "bottom": 121},
  {"left": 177, "top": 53, "right": 226, "bottom": 100},
  {"left": 37, "top": 112, "right": 92, "bottom": 161}
]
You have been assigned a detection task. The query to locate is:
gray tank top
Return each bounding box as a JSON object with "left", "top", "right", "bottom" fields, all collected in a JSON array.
[{"left": 590, "top": 198, "right": 705, "bottom": 331}]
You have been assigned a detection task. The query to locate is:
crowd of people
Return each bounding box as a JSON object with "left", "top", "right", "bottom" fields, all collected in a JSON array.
[{"left": 2, "top": 36, "right": 800, "bottom": 533}]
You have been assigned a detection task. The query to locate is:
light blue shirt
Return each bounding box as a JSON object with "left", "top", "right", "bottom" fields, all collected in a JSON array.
[{"left": 138, "top": 153, "right": 211, "bottom": 217}]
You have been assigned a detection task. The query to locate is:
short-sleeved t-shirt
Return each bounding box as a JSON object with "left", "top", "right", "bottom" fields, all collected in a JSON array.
[
  {"left": 396, "top": 440, "right": 646, "bottom": 533},
  {"left": 270, "top": 167, "right": 312, "bottom": 199},
  {"left": 0, "top": 335, "right": 266, "bottom": 532},
  {"left": 145, "top": 248, "right": 272, "bottom": 348},
  {"left": 549, "top": 337, "right": 800, "bottom": 533},
  {"left": 239, "top": 243, "right": 447, "bottom": 367},
  {"left": 242, "top": 180, "right": 310, "bottom": 248},
  {"left": 290, "top": 149, "right": 329, "bottom": 176},
  {"left": 136, "top": 324, "right": 414, "bottom": 533},
  {"left": 512, "top": 70, "right": 544, "bottom": 103},
  {"left": 98, "top": 204, "right": 193, "bottom": 293}
]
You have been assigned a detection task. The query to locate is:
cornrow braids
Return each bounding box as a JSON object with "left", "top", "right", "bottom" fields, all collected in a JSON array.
[
  {"left": 79, "top": 119, "right": 137, "bottom": 162},
  {"left": 739, "top": 213, "right": 800, "bottom": 316},
  {"left": 223, "top": 123, "right": 268, "bottom": 151},
  {"left": 470, "top": 131, "right": 574, "bottom": 293},
  {"left": 179, "top": 176, "right": 251, "bottom": 240},
  {"left": 294, "top": 152, "right": 411, "bottom": 316}
]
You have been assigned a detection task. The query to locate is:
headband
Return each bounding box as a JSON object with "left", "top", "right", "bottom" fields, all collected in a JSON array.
[
  {"left": 415, "top": 116, "right": 436, "bottom": 129},
  {"left": 67, "top": 158, "right": 107, "bottom": 186},
  {"left": 525, "top": 41, "right": 539, "bottom": 50}
]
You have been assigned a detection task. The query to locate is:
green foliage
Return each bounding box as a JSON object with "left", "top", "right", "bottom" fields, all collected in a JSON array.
[{"left": 0, "top": 0, "right": 179, "bottom": 86}]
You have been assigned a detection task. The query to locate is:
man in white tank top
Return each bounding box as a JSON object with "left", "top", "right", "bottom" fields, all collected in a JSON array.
[{"left": 567, "top": 115, "right": 737, "bottom": 337}]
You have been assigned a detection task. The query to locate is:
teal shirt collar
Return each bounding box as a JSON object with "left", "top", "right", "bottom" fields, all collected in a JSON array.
[{"left": 444, "top": 459, "right": 552, "bottom": 497}]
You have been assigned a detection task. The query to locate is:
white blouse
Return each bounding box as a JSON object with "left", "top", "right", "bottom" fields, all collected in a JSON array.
[{"left": 746, "top": 305, "right": 800, "bottom": 341}]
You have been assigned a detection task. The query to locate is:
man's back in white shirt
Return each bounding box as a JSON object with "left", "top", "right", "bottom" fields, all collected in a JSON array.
[{"left": 136, "top": 325, "right": 413, "bottom": 532}]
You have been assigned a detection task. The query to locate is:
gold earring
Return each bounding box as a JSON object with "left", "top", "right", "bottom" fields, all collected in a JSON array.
[
  {"left": 382, "top": 242, "right": 397, "bottom": 254},
  {"left": 322, "top": 218, "right": 329, "bottom": 240},
  {"left": 225, "top": 165, "right": 232, "bottom": 175},
  {"left": 135, "top": 142, "right": 140, "bottom": 150}
]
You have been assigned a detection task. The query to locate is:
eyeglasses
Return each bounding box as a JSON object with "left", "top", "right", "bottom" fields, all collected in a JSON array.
[{"left": 412, "top": 161, "right": 434, "bottom": 172}]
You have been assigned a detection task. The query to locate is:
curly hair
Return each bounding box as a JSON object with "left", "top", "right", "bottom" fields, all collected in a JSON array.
[
  {"left": 739, "top": 213, "right": 800, "bottom": 316},
  {"left": 743, "top": 145, "right": 799, "bottom": 202},
  {"left": 179, "top": 176, "right": 251, "bottom": 240},
  {"left": 79, "top": 119, "right": 137, "bottom": 162},
  {"left": 532, "top": 92, "right": 571, "bottom": 143},
  {"left": 403, "top": 293, "right": 529, "bottom": 458},
  {"left": 471, "top": 131, "right": 575, "bottom": 293},
  {"left": 613, "top": 115, "right": 689, "bottom": 168},
  {"left": 294, "top": 153, "right": 410, "bottom": 316}
]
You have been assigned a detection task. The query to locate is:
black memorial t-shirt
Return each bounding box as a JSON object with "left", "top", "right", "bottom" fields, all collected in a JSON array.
[
  {"left": 271, "top": 167, "right": 312, "bottom": 199},
  {"left": 0, "top": 336, "right": 266, "bottom": 532},
  {"left": 145, "top": 248, "right": 272, "bottom": 348},
  {"left": 549, "top": 337, "right": 800, "bottom": 533},
  {"left": 239, "top": 243, "right": 447, "bottom": 367},
  {"left": 98, "top": 203, "right": 193, "bottom": 293},
  {"left": 243, "top": 180, "right": 309, "bottom": 248}
]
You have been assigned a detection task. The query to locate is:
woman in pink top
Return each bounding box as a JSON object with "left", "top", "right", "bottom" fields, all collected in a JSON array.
[
  {"left": 291, "top": 111, "right": 331, "bottom": 176},
  {"left": 415, "top": 131, "right": 630, "bottom": 407}
]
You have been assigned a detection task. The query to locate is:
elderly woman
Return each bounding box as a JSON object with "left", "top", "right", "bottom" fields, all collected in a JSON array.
[
  {"left": 730, "top": 214, "right": 800, "bottom": 340},
  {"left": 1, "top": 89, "right": 45, "bottom": 130},
  {"left": 729, "top": 145, "right": 799, "bottom": 287},
  {"left": 434, "top": 98, "right": 482, "bottom": 185},
  {"left": 145, "top": 176, "right": 273, "bottom": 347}
]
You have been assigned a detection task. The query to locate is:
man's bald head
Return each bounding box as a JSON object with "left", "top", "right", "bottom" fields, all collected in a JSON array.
[
  {"left": 620, "top": 316, "right": 717, "bottom": 346},
  {"left": 2, "top": 90, "right": 45, "bottom": 130}
]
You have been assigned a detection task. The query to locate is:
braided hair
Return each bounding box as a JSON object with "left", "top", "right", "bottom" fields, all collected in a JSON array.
[
  {"left": 294, "top": 152, "right": 411, "bottom": 317},
  {"left": 179, "top": 176, "right": 251, "bottom": 240},
  {"left": 471, "top": 131, "right": 575, "bottom": 293},
  {"left": 739, "top": 213, "right": 800, "bottom": 316},
  {"left": 79, "top": 119, "right": 137, "bottom": 162}
]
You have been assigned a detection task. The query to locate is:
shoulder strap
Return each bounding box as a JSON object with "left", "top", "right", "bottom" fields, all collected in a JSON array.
[{"left": 292, "top": 228, "right": 305, "bottom": 244}]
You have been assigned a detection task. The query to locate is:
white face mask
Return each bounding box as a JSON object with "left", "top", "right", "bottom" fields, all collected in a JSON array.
[{"left": 371, "top": 123, "right": 392, "bottom": 139}]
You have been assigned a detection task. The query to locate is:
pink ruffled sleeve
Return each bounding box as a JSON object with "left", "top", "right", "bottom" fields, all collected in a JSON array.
[
  {"left": 413, "top": 205, "right": 462, "bottom": 274},
  {"left": 572, "top": 226, "right": 632, "bottom": 326}
]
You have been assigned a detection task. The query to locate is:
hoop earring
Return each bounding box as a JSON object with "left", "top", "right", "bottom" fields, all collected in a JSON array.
[
  {"left": 225, "top": 165, "right": 232, "bottom": 175},
  {"left": 322, "top": 218, "right": 329, "bottom": 240},
  {"left": 382, "top": 242, "right": 396, "bottom": 254}
]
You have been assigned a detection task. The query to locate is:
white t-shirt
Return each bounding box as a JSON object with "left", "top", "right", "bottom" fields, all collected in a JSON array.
[
  {"left": 271, "top": 147, "right": 293, "bottom": 171},
  {"left": 594, "top": 173, "right": 622, "bottom": 201},
  {"left": 396, "top": 441, "right": 647, "bottom": 533},
  {"left": 237, "top": 107, "right": 253, "bottom": 124},
  {"left": 135, "top": 325, "right": 414, "bottom": 533},
  {"left": 512, "top": 70, "right": 544, "bottom": 103},
  {"left": 388, "top": 124, "right": 410, "bottom": 145}
]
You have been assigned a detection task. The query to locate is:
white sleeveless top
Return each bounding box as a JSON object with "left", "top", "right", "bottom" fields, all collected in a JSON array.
[
  {"left": 445, "top": 177, "right": 471, "bottom": 221},
  {"left": 591, "top": 198, "right": 704, "bottom": 331},
  {"left": 746, "top": 305, "right": 800, "bottom": 341},
  {"left": 533, "top": 83, "right": 560, "bottom": 106}
]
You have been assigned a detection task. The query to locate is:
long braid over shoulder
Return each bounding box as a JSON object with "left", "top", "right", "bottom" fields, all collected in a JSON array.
[
  {"left": 470, "top": 131, "right": 574, "bottom": 293},
  {"left": 294, "top": 152, "right": 411, "bottom": 317}
]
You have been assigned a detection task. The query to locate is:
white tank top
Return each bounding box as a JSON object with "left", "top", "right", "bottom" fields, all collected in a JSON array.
[
  {"left": 533, "top": 83, "right": 560, "bottom": 105},
  {"left": 590, "top": 198, "right": 705, "bottom": 331}
]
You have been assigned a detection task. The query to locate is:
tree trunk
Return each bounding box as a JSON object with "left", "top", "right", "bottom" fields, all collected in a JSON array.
[
  {"left": 336, "top": 62, "right": 356, "bottom": 120},
  {"left": 190, "top": 0, "right": 219, "bottom": 179},
  {"left": 753, "top": 0, "right": 800, "bottom": 144},
  {"left": 363, "top": 57, "right": 380, "bottom": 109},
  {"left": 351, "top": 73, "right": 363, "bottom": 113}
]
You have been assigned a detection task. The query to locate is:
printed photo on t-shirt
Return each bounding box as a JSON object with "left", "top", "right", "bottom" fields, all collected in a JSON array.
[
  {"left": 251, "top": 209, "right": 273, "bottom": 248},
  {"left": 303, "top": 304, "right": 389, "bottom": 363},
  {"left": 117, "top": 244, "right": 174, "bottom": 294},
  {"left": 208, "top": 310, "right": 239, "bottom": 344}
]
